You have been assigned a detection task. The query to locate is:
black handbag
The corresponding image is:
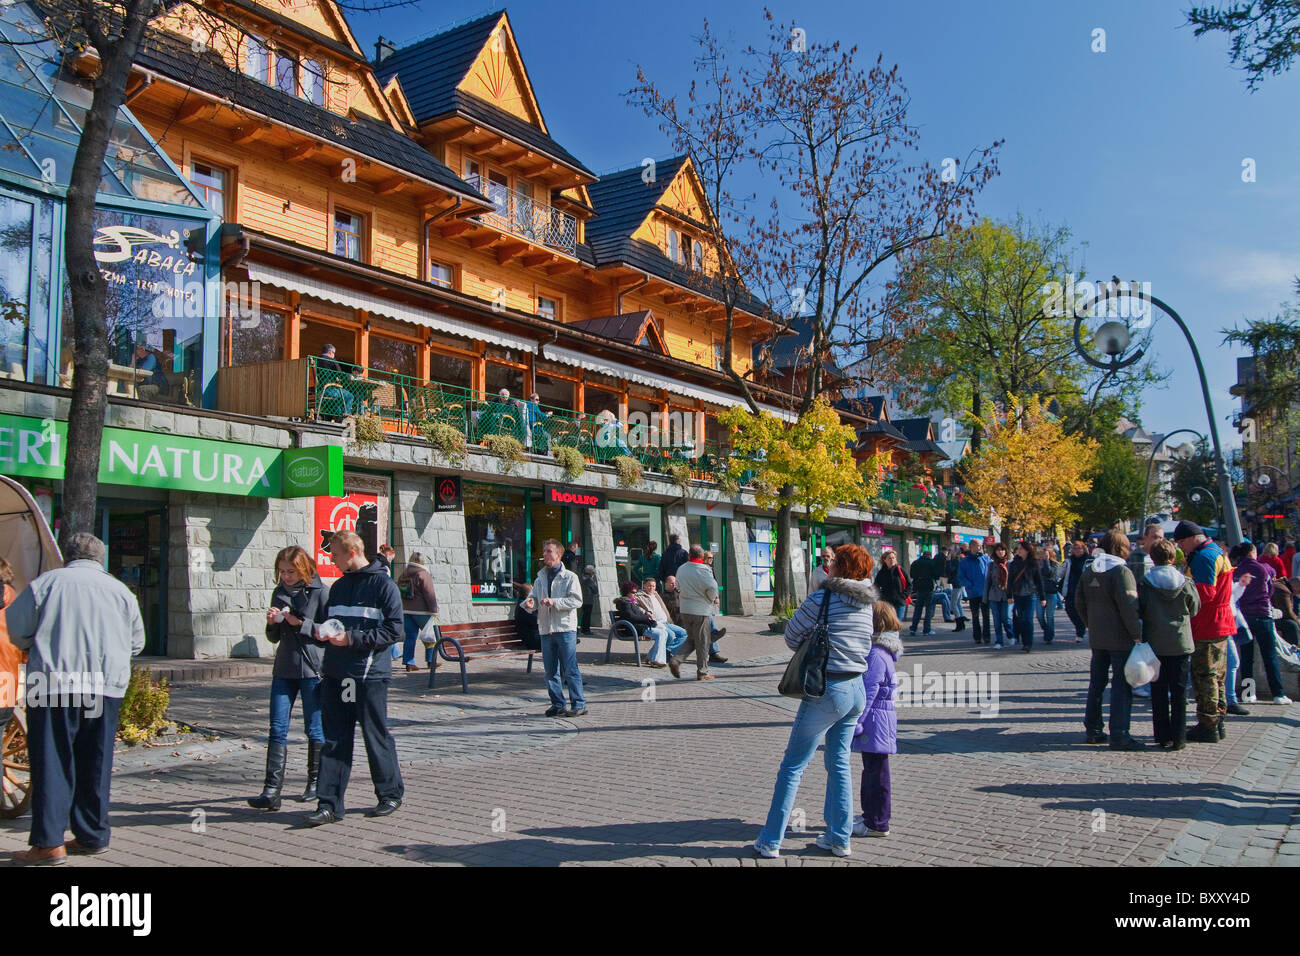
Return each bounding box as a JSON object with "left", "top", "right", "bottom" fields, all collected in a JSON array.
[{"left": 778, "top": 590, "right": 832, "bottom": 700}]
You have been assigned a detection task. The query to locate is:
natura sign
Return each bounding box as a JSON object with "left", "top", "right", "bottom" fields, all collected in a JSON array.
[{"left": 0, "top": 414, "right": 340, "bottom": 499}]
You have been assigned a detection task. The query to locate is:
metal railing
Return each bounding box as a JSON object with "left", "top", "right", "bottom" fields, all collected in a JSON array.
[
  {"left": 306, "top": 357, "right": 727, "bottom": 481},
  {"left": 468, "top": 176, "right": 578, "bottom": 255}
]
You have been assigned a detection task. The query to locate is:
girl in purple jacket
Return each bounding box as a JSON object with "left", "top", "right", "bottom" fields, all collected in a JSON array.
[{"left": 852, "top": 602, "right": 904, "bottom": 837}]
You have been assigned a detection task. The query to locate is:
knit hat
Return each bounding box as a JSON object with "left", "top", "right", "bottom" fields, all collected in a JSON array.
[{"left": 1172, "top": 520, "right": 1202, "bottom": 542}]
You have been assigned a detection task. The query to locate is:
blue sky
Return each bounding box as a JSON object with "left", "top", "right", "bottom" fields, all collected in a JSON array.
[{"left": 348, "top": 0, "right": 1299, "bottom": 447}]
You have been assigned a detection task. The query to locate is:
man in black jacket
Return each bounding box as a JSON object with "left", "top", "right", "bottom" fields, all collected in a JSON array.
[
  {"left": 660, "top": 534, "right": 688, "bottom": 581},
  {"left": 307, "top": 531, "right": 405, "bottom": 826},
  {"left": 1064, "top": 539, "right": 1090, "bottom": 642},
  {"left": 909, "top": 549, "right": 940, "bottom": 636}
]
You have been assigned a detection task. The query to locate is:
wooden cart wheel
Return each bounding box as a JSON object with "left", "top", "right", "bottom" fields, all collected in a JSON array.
[{"left": 1, "top": 710, "right": 32, "bottom": 819}]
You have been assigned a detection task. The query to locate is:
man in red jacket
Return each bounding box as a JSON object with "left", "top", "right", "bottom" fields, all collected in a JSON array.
[{"left": 1172, "top": 521, "right": 1235, "bottom": 743}]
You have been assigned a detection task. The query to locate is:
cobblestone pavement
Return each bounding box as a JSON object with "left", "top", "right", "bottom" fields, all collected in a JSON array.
[{"left": 3, "top": 609, "right": 1297, "bottom": 866}]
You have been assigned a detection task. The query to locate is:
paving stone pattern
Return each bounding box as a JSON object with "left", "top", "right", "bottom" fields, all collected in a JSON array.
[{"left": 2, "top": 609, "right": 1297, "bottom": 866}]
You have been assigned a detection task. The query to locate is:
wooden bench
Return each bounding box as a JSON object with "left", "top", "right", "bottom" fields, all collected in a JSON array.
[{"left": 425, "top": 620, "right": 537, "bottom": 693}]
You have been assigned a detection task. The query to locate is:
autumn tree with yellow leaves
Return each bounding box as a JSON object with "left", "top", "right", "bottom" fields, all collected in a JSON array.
[
  {"left": 720, "top": 398, "right": 884, "bottom": 607},
  {"left": 962, "top": 396, "right": 1098, "bottom": 537}
]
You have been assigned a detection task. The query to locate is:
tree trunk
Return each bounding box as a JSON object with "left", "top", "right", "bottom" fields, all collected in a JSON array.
[
  {"left": 970, "top": 375, "right": 982, "bottom": 454},
  {"left": 60, "top": 101, "right": 117, "bottom": 546},
  {"left": 771, "top": 490, "right": 796, "bottom": 613}
]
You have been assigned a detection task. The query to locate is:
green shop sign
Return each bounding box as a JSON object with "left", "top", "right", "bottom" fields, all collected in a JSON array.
[{"left": 0, "top": 414, "right": 342, "bottom": 499}]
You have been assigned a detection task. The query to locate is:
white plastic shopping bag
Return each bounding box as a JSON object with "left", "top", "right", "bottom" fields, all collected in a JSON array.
[
  {"left": 1124, "top": 641, "right": 1160, "bottom": 688},
  {"left": 417, "top": 615, "right": 441, "bottom": 645}
]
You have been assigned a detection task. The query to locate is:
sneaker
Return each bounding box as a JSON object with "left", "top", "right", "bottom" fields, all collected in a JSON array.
[
  {"left": 1226, "top": 703, "right": 1251, "bottom": 716},
  {"left": 814, "top": 833, "right": 851, "bottom": 857},
  {"left": 752, "top": 841, "right": 779, "bottom": 859},
  {"left": 1085, "top": 731, "right": 1108, "bottom": 744},
  {"left": 544, "top": 706, "right": 565, "bottom": 717},
  {"left": 923, "top": 631, "right": 936, "bottom": 637},
  {"left": 565, "top": 706, "right": 589, "bottom": 717},
  {"left": 850, "top": 821, "right": 887, "bottom": 837},
  {"left": 1109, "top": 736, "right": 1145, "bottom": 751},
  {"left": 1273, "top": 695, "right": 1293, "bottom": 706}
]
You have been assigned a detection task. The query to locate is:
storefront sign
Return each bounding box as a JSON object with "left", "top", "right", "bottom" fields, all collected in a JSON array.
[
  {"left": 314, "top": 492, "right": 379, "bottom": 579},
  {"left": 283, "top": 447, "right": 343, "bottom": 497},
  {"left": 0, "top": 413, "right": 338, "bottom": 499},
  {"left": 687, "top": 501, "right": 733, "bottom": 518},
  {"left": 435, "top": 476, "right": 462, "bottom": 512},
  {"left": 543, "top": 484, "right": 607, "bottom": 509},
  {"left": 861, "top": 521, "right": 886, "bottom": 536},
  {"left": 953, "top": 532, "right": 983, "bottom": 545}
]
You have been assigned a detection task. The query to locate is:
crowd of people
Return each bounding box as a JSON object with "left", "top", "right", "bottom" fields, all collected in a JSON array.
[{"left": 4, "top": 516, "right": 1298, "bottom": 864}]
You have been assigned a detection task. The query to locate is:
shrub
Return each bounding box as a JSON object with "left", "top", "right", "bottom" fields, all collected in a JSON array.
[
  {"left": 118, "top": 667, "right": 171, "bottom": 743},
  {"left": 715, "top": 469, "right": 740, "bottom": 496},
  {"left": 664, "top": 460, "right": 693, "bottom": 495},
  {"left": 552, "top": 445, "right": 585, "bottom": 482},
  {"left": 347, "top": 413, "right": 385, "bottom": 459},
  {"left": 416, "top": 418, "right": 467, "bottom": 464},
  {"left": 612, "top": 455, "right": 642, "bottom": 488},
  {"left": 481, "top": 433, "right": 526, "bottom": 474}
]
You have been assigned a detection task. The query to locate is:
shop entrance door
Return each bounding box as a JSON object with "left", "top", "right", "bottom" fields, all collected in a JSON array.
[
  {"left": 698, "top": 515, "right": 728, "bottom": 614},
  {"left": 97, "top": 502, "right": 167, "bottom": 656}
]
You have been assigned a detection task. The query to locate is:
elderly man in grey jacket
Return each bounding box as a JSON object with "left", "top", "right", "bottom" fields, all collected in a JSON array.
[
  {"left": 529, "top": 538, "right": 587, "bottom": 717},
  {"left": 669, "top": 545, "right": 720, "bottom": 680},
  {"left": 5, "top": 533, "right": 146, "bottom": 865}
]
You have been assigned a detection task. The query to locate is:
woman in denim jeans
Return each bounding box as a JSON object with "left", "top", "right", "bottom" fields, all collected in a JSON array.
[
  {"left": 983, "top": 543, "right": 1013, "bottom": 647},
  {"left": 754, "top": 544, "right": 876, "bottom": 859},
  {"left": 249, "top": 546, "right": 327, "bottom": 811}
]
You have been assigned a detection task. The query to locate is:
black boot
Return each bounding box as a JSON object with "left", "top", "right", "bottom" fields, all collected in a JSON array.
[
  {"left": 299, "top": 740, "right": 321, "bottom": 803},
  {"left": 247, "top": 741, "right": 287, "bottom": 810},
  {"left": 955, "top": 618, "right": 966, "bottom": 632}
]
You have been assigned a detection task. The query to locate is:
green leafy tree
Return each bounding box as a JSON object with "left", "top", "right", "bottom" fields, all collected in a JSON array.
[
  {"left": 1168, "top": 440, "right": 1240, "bottom": 528},
  {"left": 1188, "top": 1, "right": 1300, "bottom": 90},
  {"left": 1224, "top": 288, "right": 1300, "bottom": 419},
  {"left": 1071, "top": 434, "right": 1148, "bottom": 530}
]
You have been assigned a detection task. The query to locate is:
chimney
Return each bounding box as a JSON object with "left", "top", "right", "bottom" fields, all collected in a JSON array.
[{"left": 374, "top": 36, "right": 396, "bottom": 62}]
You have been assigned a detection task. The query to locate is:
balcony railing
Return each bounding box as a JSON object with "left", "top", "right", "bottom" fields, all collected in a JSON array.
[{"left": 468, "top": 176, "right": 578, "bottom": 255}]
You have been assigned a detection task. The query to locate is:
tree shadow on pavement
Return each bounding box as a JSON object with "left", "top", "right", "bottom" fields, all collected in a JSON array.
[{"left": 974, "top": 780, "right": 1299, "bottom": 822}]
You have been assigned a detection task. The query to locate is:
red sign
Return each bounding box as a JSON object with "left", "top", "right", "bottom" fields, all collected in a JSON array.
[
  {"left": 544, "top": 484, "right": 607, "bottom": 509},
  {"left": 861, "top": 521, "right": 885, "bottom": 536},
  {"left": 314, "top": 492, "right": 378, "bottom": 578}
]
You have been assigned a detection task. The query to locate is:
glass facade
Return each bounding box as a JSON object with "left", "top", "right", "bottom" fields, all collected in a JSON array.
[
  {"left": 610, "top": 500, "right": 663, "bottom": 587},
  {"left": 465, "top": 482, "right": 526, "bottom": 600},
  {"left": 748, "top": 516, "right": 775, "bottom": 595}
]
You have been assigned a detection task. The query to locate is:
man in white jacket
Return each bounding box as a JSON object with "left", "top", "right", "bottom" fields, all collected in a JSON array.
[
  {"left": 530, "top": 539, "right": 587, "bottom": 717},
  {"left": 669, "top": 545, "right": 720, "bottom": 681}
]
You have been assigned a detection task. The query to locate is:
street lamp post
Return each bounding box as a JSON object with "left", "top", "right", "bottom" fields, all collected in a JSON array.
[
  {"left": 1072, "top": 290, "right": 1243, "bottom": 546},
  {"left": 1141, "top": 428, "right": 1205, "bottom": 530},
  {"left": 1246, "top": 464, "right": 1291, "bottom": 540},
  {"left": 1188, "top": 485, "right": 1221, "bottom": 532}
]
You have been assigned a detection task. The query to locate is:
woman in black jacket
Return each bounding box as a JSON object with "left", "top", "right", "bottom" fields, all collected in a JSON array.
[
  {"left": 249, "top": 545, "right": 328, "bottom": 811},
  {"left": 614, "top": 581, "right": 657, "bottom": 664},
  {"left": 874, "top": 550, "right": 910, "bottom": 618},
  {"left": 1008, "top": 541, "right": 1048, "bottom": 654}
]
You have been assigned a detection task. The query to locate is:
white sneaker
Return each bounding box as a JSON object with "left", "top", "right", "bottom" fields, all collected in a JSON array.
[
  {"left": 852, "top": 821, "right": 889, "bottom": 838},
  {"left": 814, "top": 833, "right": 851, "bottom": 857},
  {"left": 752, "top": 841, "right": 779, "bottom": 859},
  {"left": 1274, "top": 695, "right": 1293, "bottom": 706}
]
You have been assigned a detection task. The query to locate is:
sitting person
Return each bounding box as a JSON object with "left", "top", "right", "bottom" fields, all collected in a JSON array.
[
  {"left": 613, "top": 580, "right": 657, "bottom": 663},
  {"left": 636, "top": 576, "right": 688, "bottom": 667},
  {"left": 133, "top": 344, "right": 171, "bottom": 400},
  {"left": 595, "top": 410, "right": 631, "bottom": 457}
]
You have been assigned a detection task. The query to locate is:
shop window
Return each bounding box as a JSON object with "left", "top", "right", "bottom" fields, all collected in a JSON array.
[
  {"left": 748, "top": 517, "right": 775, "bottom": 595},
  {"left": 610, "top": 500, "right": 664, "bottom": 587},
  {"left": 465, "top": 482, "right": 527, "bottom": 600},
  {"left": 368, "top": 335, "right": 417, "bottom": 378},
  {"left": 429, "top": 261, "right": 454, "bottom": 289},
  {"left": 59, "top": 207, "right": 206, "bottom": 405},
  {"left": 189, "top": 160, "right": 229, "bottom": 218},
  {"left": 333, "top": 208, "right": 365, "bottom": 262}
]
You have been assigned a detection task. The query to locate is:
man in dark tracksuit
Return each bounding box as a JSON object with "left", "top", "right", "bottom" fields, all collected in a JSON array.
[
  {"left": 1063, "top": 540, "right": 1090, "bottom": 641},
  {"left": 307, "top": 531, "right": 405, "bottom": 825},
  {"left": 909, "top": 550, "right": 940, "bottom": 635}
]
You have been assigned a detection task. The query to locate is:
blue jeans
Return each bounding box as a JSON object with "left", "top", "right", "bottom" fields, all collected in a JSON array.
[
  {"left": 269, "top": 676, "right": 324, "bottom": 744},
  {"left": 1084, "top": 649, "right": 1132, "bottom": 738},
  {"left": 989, "top": 600, "right": 1011, "bottom": 645},
  {"left": 401, "top": 613, "right": 431, "bottom": 666},
  {"left": 649, "top": 622, "right": 688, "bottom": 663},
  {"left": 541, "top": 630, "right": 586, "bottom": 710},
  {"left": 1225, "top": 629, "right": 1241, "bottom": 704},
  {"left": 1244, "top": 615, "right": 1286, "bottom": 699},
  {"left": 928, "top": 590, "right": 953, "bottom": 623},
  {"left": 949, "top": 585, "right": 966, "bottom": 620},
  {"left": 1037, "top": 593, "right": 1057, "bottom": 642},
  {"left": 1013, "top": 594, "right": 1036, "bottom": 648},
  {"left": 756, "top": 676, "right": 867, "bottom": 852}
]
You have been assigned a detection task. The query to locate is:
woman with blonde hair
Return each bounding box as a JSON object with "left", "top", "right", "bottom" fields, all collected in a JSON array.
[{"left": 249, "top": 545, "right": 327, "bottom": 810}]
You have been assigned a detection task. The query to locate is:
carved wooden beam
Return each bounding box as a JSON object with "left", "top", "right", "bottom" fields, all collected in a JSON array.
[
  {"left": 283, "top": 141, "right": 323, "bottom": 163},
  {"left": 467, "top": 233, "right": 498, "bottom": 250},
  {"left": 546, "top": 261, "right": 581, "bottom": 276},
  {"left": 520, "top": 251, "right": 552, "bottom": 267},
  {"left": 495, "top": 241, "right": 530, "bottom": 265},
  {"left": 177, "top": 100, "right": 218, "bottom": 125},
  {"left": 438, "top": 220, "right": 476, "bottom": 239},
  {"left": 230, "top": 123, "right": 272, "bottom": 146},
  {"left": 375, "top": 176, "right": 409, "bottom": 196}
]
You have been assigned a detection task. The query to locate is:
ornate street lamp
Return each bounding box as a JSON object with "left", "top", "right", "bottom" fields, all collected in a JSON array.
[
  {"left": 1140, "top": 428, "right": 1205, "bottom": 530},
  {"left": 1188, "top": 486, "right": 1221, "bottom": 532},
  {"left": 1072, "top": 291, "right": 1243, "bottom": 546}
]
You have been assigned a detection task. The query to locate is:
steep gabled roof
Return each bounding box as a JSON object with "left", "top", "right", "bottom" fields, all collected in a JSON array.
[
  {"left": 892, "top": 417, "right": 936, "bottom": 442},
  {"left": 372, "top": 12, "right": 593, "bottom": 178},
  {"left": 130, "top": 27, "right": 486, "bottom": 203},
  {"left": 219, "top": 0, "right": 366, "bottom": 63},
  {"left": 585, "top": 156, "right": 688, "bottom": 261},
  {"left": 565, "top": 311, "right": 668, "bottom": 354}
]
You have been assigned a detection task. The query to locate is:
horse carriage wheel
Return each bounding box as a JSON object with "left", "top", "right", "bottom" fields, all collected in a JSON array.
[{"left": 0, "top": 709, "right": 32, "bottom": 819}]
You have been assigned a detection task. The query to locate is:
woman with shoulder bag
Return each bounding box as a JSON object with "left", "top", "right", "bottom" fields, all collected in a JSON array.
[
  {"left": 249, "top": 546, "right": 327, "bottom": 810},
  {"left": 754, "top": 544, "right": 877, "bottom": 859},
  {"left": 874, "top": 549, "right": 909, "bottom": 619}
]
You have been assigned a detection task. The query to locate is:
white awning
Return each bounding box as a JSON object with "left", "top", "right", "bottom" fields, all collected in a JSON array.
[
  {"left": 543, "top": 345, "right": 798, "bottom": 421},
  {"left": 246, "top": 263, "right": 538, "bottom": 353}
]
